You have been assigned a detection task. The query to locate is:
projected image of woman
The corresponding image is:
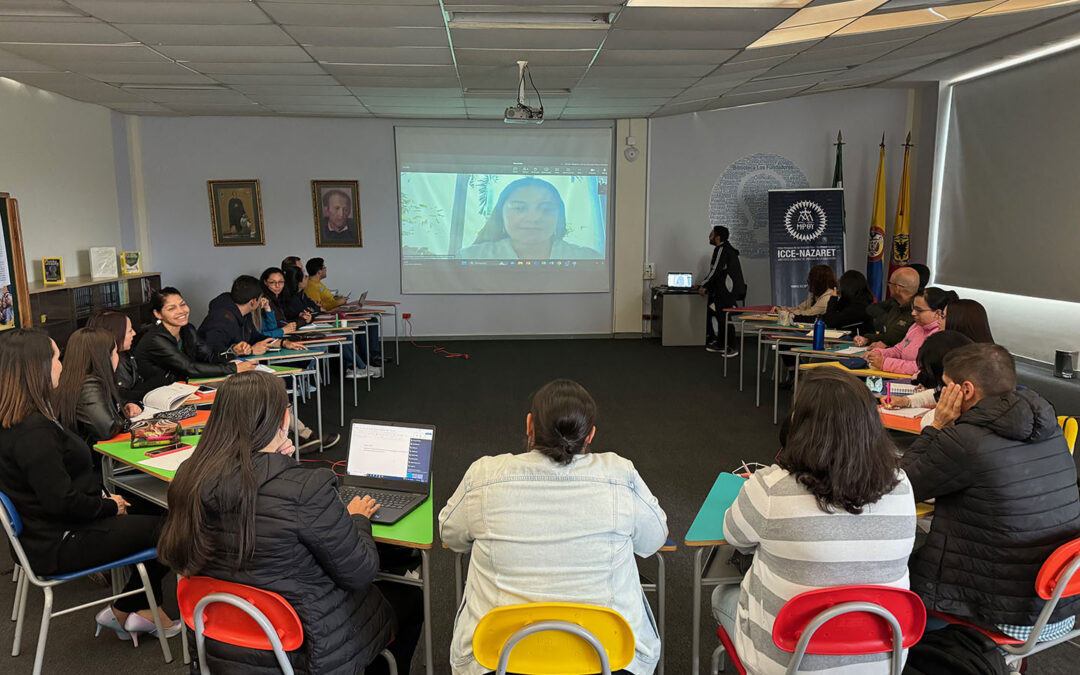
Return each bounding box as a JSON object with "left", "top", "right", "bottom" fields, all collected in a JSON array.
[{"left": 458, "top": 177, "right": 602, "bottom": 260}]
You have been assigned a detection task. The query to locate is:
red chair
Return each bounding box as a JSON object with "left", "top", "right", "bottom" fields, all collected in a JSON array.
[
  {"left": 177, "top": 576, "right": 396, "bottom": 675},
  {"left": 713, "top": 585, "right": 925, "bottom": 675},
  {"left": 929, "top": 536, "right": 1080, "bottom": 669}
]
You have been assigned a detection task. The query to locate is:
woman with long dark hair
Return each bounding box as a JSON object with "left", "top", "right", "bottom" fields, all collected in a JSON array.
[
  {"left": 54, "top": 327, "right": 142, "bottom": 448},
  {"left": 0, "top": 329, "right": 179, "bottom": 643},
  {"left": 440, "top": 379, "right": 668, "bottom": 675},
  {"left": 458, "top": 177, "right": 602, "bottom": 260},
  {"left": 159, "top": 371, "right": 414, "bottom": 673},
  {"left": 885, "top": 330, "right": 973, "bottom": 429},
  {"left": 813, "top": 269, "right": 875, "bottom": 332},
  {"left": 942, "top": 299, "right": 994, "bottom": 344},
  {"left": 775, "top": 264, "right": 837, "bottom": 318},
  {"left": 713, "top": 368, "right": 916, "bottom": 674},
  {"left": 257, "top": 266, "right": 301, "bottom": 336},
  {"left": 87, "top": 309, "right": 149, "bottom": 402},
  {"left": 866, "top": 287, "right": 956, "bottom": 375},
  {"left": 281, "top": 265, "right": 320, "bottom": 325}
]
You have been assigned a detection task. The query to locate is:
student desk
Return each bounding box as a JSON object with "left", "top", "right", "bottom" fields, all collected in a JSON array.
[
  {"left": 736, "top": 319, "right": 818, "bottom": 402},
  {"left": 241, "top": 345, "right": 346, "bottom": 428},
  {"left": 794, "top": 358, "right": 912, "bottom": 397},
  {"left": 92, "top": 438, "right": 438, "bottom": 675},
  {"left": 360, "top": 300, "right": 401, "bottom": 365},
  {"left": 765, "top": 335, "right": 855, "bottom": 424},
  {"left": 721, "top": 307, "right": 773, "bottom": 377},
  {"left": 190, "top": 364, "right": 304, "bottom": 451},
  {"left": 880, "top": 408, "right": 924, "bottom": 434},
  {"left": 307, "top": 317, "right": 380, "bottom": 401}
]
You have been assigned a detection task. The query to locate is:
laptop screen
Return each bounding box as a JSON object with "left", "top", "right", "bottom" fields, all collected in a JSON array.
[
  {"left": 668, "top": 272, "right": 692, "bottom": 288},
  {"left": 346, "top": 422, "right": 433, "bottom": 484}
]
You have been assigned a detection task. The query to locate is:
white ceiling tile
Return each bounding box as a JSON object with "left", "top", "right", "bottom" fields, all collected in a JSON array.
[
  {"left": 90, "top": 72, "right": 217, "bottom": 85},
  {"left": 260, "top": 3, "right": 445, "bottom": 28},
  {"left": 576, "top": 76, "right": 701, "bottom": 88},
  {"left": 136, "top": 89, "right": 255, "bottom": 105},
  {"left": 585, "top": 64, "right": 718, "bottom": 78},
  {"left": 571, "top": 86, "right": 685, "bottom": 97},
  {"left": 308, "top": 47, "right": 454, "bottom": 66},
  {"left": 802, "top": 24, "right": 946, "bottom": 50},
  {"left": 0, "top": 43, "right": 171, "bottom": 66},
  {"left": 444, "top": 0, "right": 617, "bottom": 6},
  {"left": 116, "top": 24, "right": 295, "bottom": 46},
  {"left": 450, "top": 28, "right": 606, "bottom": 50},
  {"left": 726, "top": 41, "right": 817, "bottom": 63},
  {"left": 284, "top": 26, "right": 448, "bottom": 48},
  {"left": 214, "top": 73, "right": 338, "bottom": 85},
  {"left": 322, "top": 64, "right": 457, "bottom": 78},
  {"left": 6, "top": 72, "right": 150, "bottom": 103},
  {"left": 156, "top": 46, "right": 312, "bottom": 63},
  {"left": 567, "top": 96, "right": 671, "bottom": 106},
  {"left": 107, "top": 102, "right": 177, "bottom": 114},
  {"left": 167, "top": 105, "right": 272, "bottom": 116},
  {"left": 458, "top": 65, "right": 584, "bottom": 88},
  {"left": 233, "top": 84, "right": 354, "bottom": 96},
  {"left": 349, "top": 87, "right": 463, "bottom": 98},
  {"left": 0, "top": 47, "right": 57, "bottom": 72},
  {"left": 76, "top": 61, "right": 201, "bottom": 75},
  {"left": 454, "top": 49, "right": 596, "bottom": 66},
  {"left": 604, "top": 29, "right": 767, "bottom": 50},
  {"left": 735, "top": 70, "right": 837, "bottom": 91},
  {"left": 187, "top": 62, "right": 328, "bottom": 75},
  {"left": 593, "top": 49, "right": 738, "bottom": 66},
  {"left": 615, "top": 7, "right": 795, "bottom": 31},
  {"left": 67, "top": 1, "right": 270, "bottom": 25},
  {"left": 0, "top": 1, "right": 91, "bottom": 17},
  {"left": 333, "top": 75, "right": 460, "bottom": 87},
  {"left": 0, "top": 20, "right": 131, "bottom": 43},
  {"left": 248, "top": 95, "right": 363, "bottom": 108},
  {"left": 268, "top": 105, "right": 374, "bottom": 115}
]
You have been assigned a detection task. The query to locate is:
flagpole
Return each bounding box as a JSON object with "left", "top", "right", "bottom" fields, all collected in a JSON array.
[{"left": 833, "top": 130, "right": 846, "bottom": 268}]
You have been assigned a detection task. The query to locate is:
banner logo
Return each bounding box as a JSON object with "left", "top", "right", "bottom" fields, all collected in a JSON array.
[
  {"left": 892, "top": 234, "right": 909, "bottom": 263},
  {"left": 868, "top": 230, "right": 884, "bottom": 260},
  {"left": 783, "top": 200, "right": 827, "bottom": 242}
]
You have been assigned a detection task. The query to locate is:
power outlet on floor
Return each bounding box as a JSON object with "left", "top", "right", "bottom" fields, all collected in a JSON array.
[{"left": 644, "top": 263, "right": 655, "bottom": 281}]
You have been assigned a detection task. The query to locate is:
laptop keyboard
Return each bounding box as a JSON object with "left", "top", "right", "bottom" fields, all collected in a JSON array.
[{"left": 339, "top": 487, "right": 414, "bottom": 509}]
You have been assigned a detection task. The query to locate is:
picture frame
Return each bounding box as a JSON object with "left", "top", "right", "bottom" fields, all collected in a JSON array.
[
  {"left": 312, "top": 180, "right": 362, "bottom": 247},
  {"left": 208, "top": 179, "right": 264, "bottom": 246},
  {"left": 121, "top": 251, "right": 142, "bottom": 275},
  {"left": 0, "top": 193, "right": 31, "bottom": 331},
  {"left": 90, "top": 246, "right": 118, "bottom": 279},
  {"left": 42, "top": 257, "right": 64, "bottom": 285}
]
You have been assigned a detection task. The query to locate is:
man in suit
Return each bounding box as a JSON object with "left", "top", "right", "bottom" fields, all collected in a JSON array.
[
  {"left": 696, "top": 225, "right": 746, "bottom": 355},
  {"left": 319, "top": 189, "right": 359, "bottom": 245}
]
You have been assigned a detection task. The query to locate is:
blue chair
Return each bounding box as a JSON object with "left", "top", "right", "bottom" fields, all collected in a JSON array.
[{"left": 0, "top": 490, "right": 174, "bottom": 675}]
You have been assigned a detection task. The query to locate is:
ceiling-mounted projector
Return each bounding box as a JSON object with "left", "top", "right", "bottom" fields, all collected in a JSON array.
[{"left": 505, "top": 60, "right": 543, "bottom": 125}]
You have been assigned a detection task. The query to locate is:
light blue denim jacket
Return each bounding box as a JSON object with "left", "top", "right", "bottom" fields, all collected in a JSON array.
[{"left": 439, "top": 450, "right": 669, "bottom": 675}]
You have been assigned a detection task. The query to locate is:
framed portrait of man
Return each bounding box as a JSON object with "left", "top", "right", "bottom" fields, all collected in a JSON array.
[
  {"left": 312, "top": 180, "right": 362, "bottom": 247},
  {"left": 208, "top": 179, "right": 264, "bottom": 246}
]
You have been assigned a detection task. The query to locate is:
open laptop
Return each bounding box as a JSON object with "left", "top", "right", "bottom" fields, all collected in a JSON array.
[
  {"left": 337, "top": 419, "right": 435, "bottom": 524},
  {"left": 667, "top": 272, "right": 694, "bottom": 292}
]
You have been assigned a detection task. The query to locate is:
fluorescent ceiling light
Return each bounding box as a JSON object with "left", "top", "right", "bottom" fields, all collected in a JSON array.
[
  {"left": 447, "top": 12, "right": 611, "bottom": 29},
  {"left": 947, "top": 30, "right": 1080, "bottom": 83},
  {"left": 776, "top": 0, "right": 888, "bottom": 29},
  {"left": 626, "top": 0, "right": 810, "bottom": 6},
  {"left": 747, "top": 18, "right": 854, "bottom": 48}
]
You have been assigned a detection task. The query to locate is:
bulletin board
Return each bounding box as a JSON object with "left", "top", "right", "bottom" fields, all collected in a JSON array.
[{"left": 0, "top": 193, "right": 31, "bottom": 331}]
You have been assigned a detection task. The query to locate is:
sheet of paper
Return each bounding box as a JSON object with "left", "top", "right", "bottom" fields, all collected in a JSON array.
[
  {"left": 836, "top": 346, "right": 867, "bottom": 355},
  {"left": 297, "top": 322, "right": 334, "bottom": 331},
  {"left": 139, "top": 447, "right": 195, "bottom": 472},
  {"left": 884, "top": 407, "right": 932, "bottom": 418},
  {"left": 131, "top": 405, "right": 166, "bottom": 422},
  {"left": 804, "top": 329, "right": 850, "bottom": 339},
  {"left": 254, "top": 364, "right": 275, "bottom": 373}
]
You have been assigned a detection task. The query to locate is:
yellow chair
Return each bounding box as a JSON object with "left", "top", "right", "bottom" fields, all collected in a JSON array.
[
  {"left": 473, "top": 603, "right": 635, "bottom": 675},
  {"left": 1058, "top": 416, "right": 1078, "bottom": 455}
]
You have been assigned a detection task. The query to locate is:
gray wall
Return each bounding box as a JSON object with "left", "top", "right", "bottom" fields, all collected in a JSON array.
[
  {"left": 648, "top": 87, "right": 933, "bottom": 307},
  {"left": 134, "top": 116, "right": 615, "bottom": 336}
]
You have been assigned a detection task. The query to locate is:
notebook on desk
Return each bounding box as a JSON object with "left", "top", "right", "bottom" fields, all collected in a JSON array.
[{"left": 338, "top": 419, "right": 435, "bottom": 525}]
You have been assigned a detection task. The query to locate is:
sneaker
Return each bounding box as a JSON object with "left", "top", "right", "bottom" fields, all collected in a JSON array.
[
  {"left": 371, "top": 356, "right": 383, "bottom": 367},
  {"left": 368, "top": 366, "right": 383, "bottom": 379},
  {"left": 321, "top": 433, "right": 340, "bottom": 450},
  {"left": 723, "top": 347, "right": 739, "bottom": 358},
  {"left": 705, "top": 342, "right": 724, "bottom": 353},
  {"left": 346, "top": 367, "right": 372, "bottom": 379},
  {"left": 298, "top": 435, "right": 320, "bottom": 450}
]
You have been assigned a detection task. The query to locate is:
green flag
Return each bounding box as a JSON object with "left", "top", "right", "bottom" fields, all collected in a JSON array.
[{"left": 833, "top": 130, "right": 845, "bottom": 234}]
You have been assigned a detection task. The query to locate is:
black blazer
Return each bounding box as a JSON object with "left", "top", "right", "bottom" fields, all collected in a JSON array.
[
  {"left": 797, "top": 294, "right": 873, "bottom": 333},
  {"left": 73, "top": 377, "right": 126, "bottom": 448},
  {"left": 134, "top": 322, "right": 236, "bottom": 387},
  {"left": 0, "top": 412, "right": 118, "bottom": 573},
  {"left": 191, "top": 452, "right": 394, "bottom": 674},
  {"left": 703, "top": 243, "right": 747, "bottom": 306},
  {"left": 283, "top": 292, "right": 321, "bottom": 324}
]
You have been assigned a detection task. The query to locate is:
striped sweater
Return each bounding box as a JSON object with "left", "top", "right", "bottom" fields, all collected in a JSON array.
[{"left": 723, "top": 465, "right": 917, "bottom": 674}]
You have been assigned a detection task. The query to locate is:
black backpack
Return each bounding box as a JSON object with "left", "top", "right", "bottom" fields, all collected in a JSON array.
[{"left": 903, "top": 625, "right": 1011, "bottom": 675}]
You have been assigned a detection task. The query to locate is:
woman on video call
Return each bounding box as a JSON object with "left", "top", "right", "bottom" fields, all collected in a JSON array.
[{"left": 458, "top": 177, "right": 603, "bottom": 261}]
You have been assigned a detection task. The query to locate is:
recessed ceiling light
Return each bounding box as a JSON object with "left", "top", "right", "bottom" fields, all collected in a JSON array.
[{"left": 747, "top": 18, "right": 855, "bottom": 48}]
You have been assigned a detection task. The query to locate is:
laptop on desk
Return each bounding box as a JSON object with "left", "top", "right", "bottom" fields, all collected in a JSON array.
[
  {"left": 666, "top": 272, "right": 694, "bottom": 293},
  {"left": 338, "top": 419, "right": 435, "bottom": 525}
]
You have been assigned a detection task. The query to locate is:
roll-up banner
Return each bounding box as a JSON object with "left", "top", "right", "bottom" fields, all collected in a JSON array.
[{"left": 768, "top": 188, "right": 845, "bottom": 307}]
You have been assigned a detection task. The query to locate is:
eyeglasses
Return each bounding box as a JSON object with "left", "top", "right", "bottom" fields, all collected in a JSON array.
[
  {"left": 887, "top": 282, "right": 906, "bottom": 289},
  {"left": 912, "top": 306, "right": 936, "bottom": 314}
]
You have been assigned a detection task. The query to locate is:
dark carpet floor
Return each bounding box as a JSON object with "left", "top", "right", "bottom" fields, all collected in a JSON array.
[{"left": 2, "top": 338, "right": 1078, "bottom": 674}]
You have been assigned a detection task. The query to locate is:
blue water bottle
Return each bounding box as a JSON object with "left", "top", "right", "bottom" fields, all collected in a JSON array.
[{"left": 812, "top": 318, "right": 825, "bottom": 351}]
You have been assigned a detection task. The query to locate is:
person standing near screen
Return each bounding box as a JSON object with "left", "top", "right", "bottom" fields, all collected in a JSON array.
[
  {"left": 696, "top": 226, "right": 746, "bottom": 356},
  {"left": 319, "top": 189, "right": 359, "bottom": 245},
  {"left": 458, "top": 177, "right": 602, "bottom": 260}
]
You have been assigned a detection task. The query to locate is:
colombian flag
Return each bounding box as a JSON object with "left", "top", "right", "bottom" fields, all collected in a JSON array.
[
  {"left": 866, "top": 135, "right": 886, "bottom": 301},
  {"left": 888, "top": 132, "right": 912, "bottom": 292}
]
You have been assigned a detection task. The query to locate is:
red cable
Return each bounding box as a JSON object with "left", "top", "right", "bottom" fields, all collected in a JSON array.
[
  {"left": 299, "top": 458, "right": 347, "bottom": 477},
  {"left": 403, "top": 317, "right": 470, "bottom": 360}
]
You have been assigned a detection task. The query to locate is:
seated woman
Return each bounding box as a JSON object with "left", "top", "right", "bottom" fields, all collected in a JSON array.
[
  {"left": 814, "top": 269, "right": 875, "bottom": 332},
  {"left": 87, "top": 309, "right": 150, "bottom": 403},
  {"left": 866, "top": 287, "right": 956, "bottom": 375},
  {"left": 158, "top": 371, "right": 418, "bottom": 674},
  {"left": 775, "top": 264, "right": 836, "bottom": 319},
  {"left": 885, "top": 330, "right": 973, "bottom": 429},
  {"left": 0, "top": 329, "right": 180, "bottom": 642},
  {"left": 440, "top": 379, "right": 668, "bottom": 675},
  {"left": 134, "top": 286, "right": 255, "bottom": 387},
  {"left": 54, "top": 327, "right": 142, "bottom": 448},
  {"left": 713, "top": 368, "right": 916, "bottom": 674},
  {"left": 942, "top": 298, "right": 995, "bottom": 343}
]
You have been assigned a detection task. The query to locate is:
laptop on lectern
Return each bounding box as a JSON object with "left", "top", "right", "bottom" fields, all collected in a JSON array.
[{"left": 667, "top": 272, "right": 693, "bottom": 290}]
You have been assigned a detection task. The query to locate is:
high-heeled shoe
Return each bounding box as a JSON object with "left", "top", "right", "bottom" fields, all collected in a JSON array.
[
  {"left": 122, "top": 611, "right": 182, "bottom": 647},
  {"left": 94, "top": 606, "right": 131, "bottom": 640}
]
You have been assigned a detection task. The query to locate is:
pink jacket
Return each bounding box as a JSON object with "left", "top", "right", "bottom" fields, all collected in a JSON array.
[{"left": 871, "top": 321, "right": 940, "bottom": 375}]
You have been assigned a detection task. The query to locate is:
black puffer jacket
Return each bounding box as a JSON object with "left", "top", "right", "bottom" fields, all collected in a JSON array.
[
  {"left": 133, "top": 322, "right": 236, "bottom": 388},
  {"left": 194, "top": 452, "right": 394, "bottom": 674},
  {"left": 902, "top": 388, "right": 1080, "bottom": 626}
]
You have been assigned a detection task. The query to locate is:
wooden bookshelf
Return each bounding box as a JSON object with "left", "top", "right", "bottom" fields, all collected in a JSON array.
[{"left": 28, "top": 272, "right": 161, "bottom": 347}]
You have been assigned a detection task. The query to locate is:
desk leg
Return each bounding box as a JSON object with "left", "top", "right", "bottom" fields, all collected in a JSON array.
[
  {"left": 692, "top": 547, "right": 704, "bottom": 675},
  {"left": 422, "top": 549, "right": 433, "bottom": 675},
  {"left": 755, "top": 330, "right": 763, "bottom": 407},
  {"left": 352, "top": 331, "right": 359, "bottom": 407},
  {"left": 722, "top": 313, "right": 729, "bottom": 378},
  {"left": 739, "top": 328, "right": 746, "bottom": 392},
  {"left": 378, "top": 314, "right": 386, "bottom": 379},
  {"left": 365, "top": 325, "right": 373, "bottom": 392},
  {"left": 794, "top": 353, "right": 801, "bottom": 397},
  {"left": 315, "top": 366, "right": 324, "bottom": 452},
  {"left": 338, "top": 352, "right": 344, "bottom": 427},
  {"left": 657, "top": 553, "right": 666, "bottom": 675},
  {"left": 291, "top": 374, "right": 301, "bottom": 457},
  {"left": 394, "top": 305, "right": 400, "bottom": 365},
  {"left": 774, "top": 346, "right": 781, "bottom": 425}
]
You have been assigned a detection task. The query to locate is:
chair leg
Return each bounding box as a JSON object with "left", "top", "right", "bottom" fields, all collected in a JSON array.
[
  {"left": 11, "top": 569, "right": 24, "bottom": 621},
  {"left": 32, "top": 586, "right": 53, "bottom": 675},
  {"left": 711, "top": 644, "right": 725, "bottom": 674},
  {"left": 135, "top": 562, "right": 173, "bottom": 664},
  {"left": 179, "top": 575, "right": 191, "bottom": 665},
  {"left": 381, "top": 649, "right": 398, "bottom": 675},
  {"left": 12, "top": 570, "right": 29, "bottom": 656}
]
